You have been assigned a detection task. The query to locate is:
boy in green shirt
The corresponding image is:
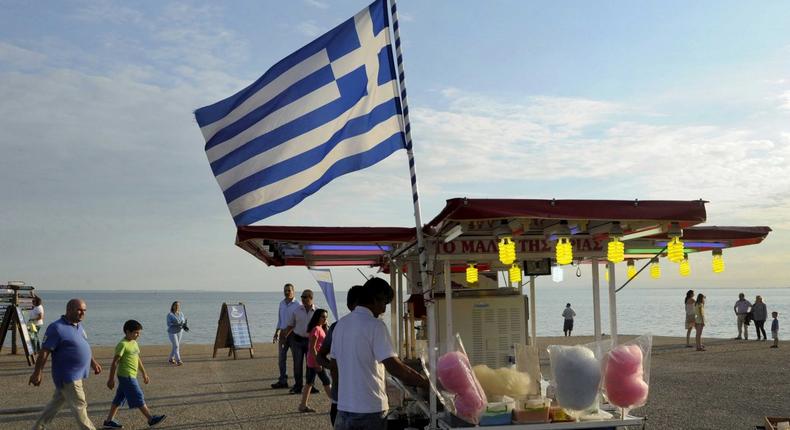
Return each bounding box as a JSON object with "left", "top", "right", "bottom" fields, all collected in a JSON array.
[{"left": 103, "top": 320, "right": 166, "bottom": 429}]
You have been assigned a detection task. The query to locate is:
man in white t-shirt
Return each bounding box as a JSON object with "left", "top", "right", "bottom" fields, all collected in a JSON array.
[
  {"left": 331, "top": 278, "right": 428, "bottom": 430},
  {"left": 284, "top": 289, "right": 316, "bottom": 394},
  {"left": 733, "top": 292, "right": 752, "bottom": 340},
  {"left": 562, "top": 303, "right": 576, "bottom": 336},
  {"left": 28, "top": 296, "right": 45, "bottom": 353}
]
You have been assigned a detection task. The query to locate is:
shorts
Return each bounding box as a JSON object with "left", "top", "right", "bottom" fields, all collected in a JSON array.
[
  {"left": 563, "top": 319, "right": 574, "bottom": 331},
  {"left": 306, "top": 366, "right": 331, "bottom": 386},
  {"left": 112, "top": 376, "right": 145, "bottom": 409},
  {"left": 772, "top": 331, "right": 779, "bottom": 340},
  {"left": 685, "top": 314, "right": 695, "bottom": 330}
]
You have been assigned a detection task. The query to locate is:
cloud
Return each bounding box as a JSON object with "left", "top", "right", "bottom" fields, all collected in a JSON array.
[
  {"left": 0, "top": 41, "right": 47, "bottom": 69},
  {"left": 296, "top": 20, "right": 323, "bottom": 38},
  {"left": 304, "top": 0, "right": 329, "bottom": 9}
]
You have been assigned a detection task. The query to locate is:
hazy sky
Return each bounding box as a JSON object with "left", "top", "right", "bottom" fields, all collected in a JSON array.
[{"left": 2, "top": 1, "right": 789, "bottom": 292}]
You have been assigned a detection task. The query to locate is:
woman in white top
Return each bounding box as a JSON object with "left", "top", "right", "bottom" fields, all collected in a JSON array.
[
  {"left": 684, "top": 290, "right": 695, "bottom": 348},
  {"left": 694, "top": 293, "right": 706, "bottom": 351},
  {"left": 28, "top": 296, "right": 44, "bottom": 353}
]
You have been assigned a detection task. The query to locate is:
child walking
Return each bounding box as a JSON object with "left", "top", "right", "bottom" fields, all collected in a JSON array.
[
  {"left": 771, "top": 312, "right": 779, "bottom": 348},
  {"left": 103, "top": 320, "right": 167, "bottom": 428},
  {"left": 298, "top": 309, "right": 332, "bottom": 413}
]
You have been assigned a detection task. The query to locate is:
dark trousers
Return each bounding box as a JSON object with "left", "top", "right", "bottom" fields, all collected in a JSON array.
[
  {"left": 277, "top": 333, "right": 292, "bottom": 384},
  {"left": 334, "top": 411, "right": 387, "bottom": 430},
  {"left": 755, "top": 320, "right": 767, "bottom": 340},
  {"left": 290, "top": 334, "right": 308, "bottom": 391}
]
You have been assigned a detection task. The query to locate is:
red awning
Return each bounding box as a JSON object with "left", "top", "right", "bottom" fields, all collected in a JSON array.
[{"left": 426, "top": 198, "right": 708, "bottom": 232}]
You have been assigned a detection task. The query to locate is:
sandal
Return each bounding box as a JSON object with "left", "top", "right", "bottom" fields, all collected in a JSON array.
[
  {"left": 298, "top": 406, "right": 316, "bottom": 413},
  {"left": 176, "top": 361, "right": 183, "bottom": 366}
]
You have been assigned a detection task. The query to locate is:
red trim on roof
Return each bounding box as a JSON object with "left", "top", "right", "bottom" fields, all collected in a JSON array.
[{"left": 426, "top": 198, "right": 708, "bottom": 231}]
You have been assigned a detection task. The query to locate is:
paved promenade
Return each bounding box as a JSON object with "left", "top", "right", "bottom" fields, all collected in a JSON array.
[{"left": 1, "top": 336, "right": 788, "bottom": 429}]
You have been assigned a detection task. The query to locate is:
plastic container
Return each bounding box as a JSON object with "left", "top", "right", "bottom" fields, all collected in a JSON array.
[
  {"left": 480, "top": 396, "right": 515, "bottom": 426},
  {"left": 513, "top": 398, "right": 550, "bottom": 424}
]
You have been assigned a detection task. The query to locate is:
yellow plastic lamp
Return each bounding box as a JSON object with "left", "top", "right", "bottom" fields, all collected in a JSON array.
[
  {"left": 498, "top": 236, "right": 516, "bottom": 265},
  {"left": 712, "top": 250, "right": 725, "bottom": 273},
  {"left": 667, "top": 236, "right": 685, "bottom": 263},
  {"left": 466, "top": 263, "right": 478, "bottom": 284},
  {"left": 509, "top": 263, "right": 522, "bottom": 285},
  {"left": 650, "top": 258, "right": 661, "bottom": 279},
  {"left": 608, "top": 237, "right": 624, "bottom": 264},
  {"left": 555, "top": 237, "right": 573, "bottom": 265},
  {"left": 627, "top": 260, "right": 637, "bottom": 279},
  {"left": 679, "top": 256, "right": 691, "bottom": 277}
]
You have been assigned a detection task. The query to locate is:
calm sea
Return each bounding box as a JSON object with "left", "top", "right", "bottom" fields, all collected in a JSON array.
[{"left": 31, "top": 287, "right": 789, "bottom": 346}]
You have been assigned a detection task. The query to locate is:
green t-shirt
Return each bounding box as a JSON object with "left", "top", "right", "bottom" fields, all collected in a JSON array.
[{"left": 114, "top": 338, "right": 140, "bottom": 378}]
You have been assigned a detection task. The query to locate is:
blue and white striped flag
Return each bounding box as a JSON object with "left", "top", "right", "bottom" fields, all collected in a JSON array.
[
  {"left": 308, "top": 267, "right": 339, "bottom": 321},
  {"left": 195, "top": 0, "right": 405, "bottom": 226}
]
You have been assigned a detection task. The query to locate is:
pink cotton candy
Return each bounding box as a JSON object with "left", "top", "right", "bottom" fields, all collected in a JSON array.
[
  {"left": 607, "top": 344, "right": 643, "bottom": 375},
  {"left": 605, "top": 377, "right": 649, "bottom": 407},
  {"left": 437, "top": 351, "right": 473, "bottom": 393},
  {"left": 604, "top": 345, "right": 649, "bottom": 408},
  {"left": 437, "top": 351, "right": 487, "bottom": 424}
]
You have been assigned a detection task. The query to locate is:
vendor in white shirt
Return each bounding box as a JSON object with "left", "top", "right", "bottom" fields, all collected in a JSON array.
[
  {"left": 331, "top": 277, "right": 428, "bottom": 430},
  {"left": 284, "top": 289, "right": 316, "bottom": 394}
]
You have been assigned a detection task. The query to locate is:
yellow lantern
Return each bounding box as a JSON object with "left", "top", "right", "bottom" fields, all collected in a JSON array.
[
  {"left": 466, "top": 263, "right": 478, "bottom": 284},
  {"left": 712, "top": 250, "right": 725, "bottom": 273},
  {"left": 509, "top": 263, "right": 522, "bottom": 285},
  {"left": 627, "top": 260, "right": 637, "bottom": 279},
  {"left": 498, "top": 236, "right": 516, "bottom": 265},
  {"left": 650, "top": 259, "right": 661, "bottom": 279},
  {"left": 607, "top": 237, "right": 624, "bottom": 264},
  {"left": 555, "top": 237, "right": 573, "bottom": 265},
  {"left": 679, "top": 257, "right": 691, "bottom": 277},
  {"left": 667, "top": 236, "right": 685, "bottom": 263}
]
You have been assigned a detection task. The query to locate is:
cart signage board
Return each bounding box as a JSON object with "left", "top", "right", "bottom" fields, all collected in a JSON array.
[
  {"left": 213, "top": 302, "right": 254, "bottom": 359},
  {"left": 0, "top": 305, "right": 36, "bottom": 365},
  {"left": 437, "top": 238, "right": 604, "bottom": 256}
]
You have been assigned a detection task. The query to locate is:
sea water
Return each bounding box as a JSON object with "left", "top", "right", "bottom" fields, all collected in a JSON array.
[{"left": 32, "top": 287, "right": 790, "bottom": 346}]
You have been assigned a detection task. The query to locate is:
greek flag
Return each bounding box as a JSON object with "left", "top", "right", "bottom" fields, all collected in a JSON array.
[
  {"left": 308, "top": 267, "right": 339, "bottom": 321},
  {"left": 195, "top": 0, "right": 405, "bottom": 226}
]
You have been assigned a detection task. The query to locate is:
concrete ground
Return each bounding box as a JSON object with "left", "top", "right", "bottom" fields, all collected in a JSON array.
[{"left": 1, "top": 336, "right": 788, "bottom": 429}]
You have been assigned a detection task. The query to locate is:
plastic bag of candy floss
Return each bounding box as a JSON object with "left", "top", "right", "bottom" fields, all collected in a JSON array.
[
  {"left": 547, "top": 344, "right": 603, "bottom": 413},
  {"left": 436, "top": 335, "right": 487, "bottom": 425},
  {"left": 602, "top": 335, "right": 653, "bottom": 415}
]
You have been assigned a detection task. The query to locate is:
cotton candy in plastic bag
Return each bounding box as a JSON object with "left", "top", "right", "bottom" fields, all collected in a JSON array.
[
  {"left": 435, "top": 334, "right": 487, "bottom": 425},
  {"left": 547, "top": 344, "right": 603, "bottom": 412},
  {"left": 602, "top": 335, "right": 652, "bottom": 413}
]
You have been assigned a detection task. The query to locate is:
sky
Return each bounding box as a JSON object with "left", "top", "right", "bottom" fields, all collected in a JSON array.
[{"left": 1, "top": 0, "right": 789, "bottom": 292}]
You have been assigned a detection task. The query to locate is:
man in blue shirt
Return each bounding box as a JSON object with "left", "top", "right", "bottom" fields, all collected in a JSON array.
[
  {"left": 29, "top": 298, "right": 102, "bottom": 430},
  {"left": 271, "top": 283, "right": 299, "bottom": 389}
]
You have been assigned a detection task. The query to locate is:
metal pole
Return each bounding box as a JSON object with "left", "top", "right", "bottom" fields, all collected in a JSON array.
[
  {"left": 444, "top": 260, "right": 452, "bottom": 343},
  {"left": 397, "top": 266, "right": 404, "bottom": 357},
  {"left": 608, "top": 262, "right": 618, "bottom": 345},
  {"left": 390, "top": 269, "right": 398, "bottom": 351},
  {"left": 591, "top": 258, "right": 602, "bottom": 342},
  {"left": 529, "top": 276, "right": 537, "bottom": 345},
  {"left": 389, "top": 1, "right": 436, "bottom": 426}
]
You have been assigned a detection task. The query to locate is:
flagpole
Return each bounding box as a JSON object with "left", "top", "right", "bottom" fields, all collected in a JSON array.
[{"left": 388, "top": 0, "right": 438, "bottom": 427}]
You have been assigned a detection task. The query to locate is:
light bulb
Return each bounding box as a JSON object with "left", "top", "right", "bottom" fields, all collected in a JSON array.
[
  {"left": 650, "top": 261, "right": 661, "bottom": 279},
  {"left": 607, "top": 237, "right": 624, "bottom": 263},
  {"left": 551, "top": 265, "right": 564, "bottom": 283},
  {"left": 679, "top": 258, "right": 691, "bottom": 277},
  {"left": 466, "top": 263, "right": 478, "bottom": 284},
  {"left": 509, "top": 263, "right": 522, "bottom": 285},
  {"left": 498, "top": 236, "right": 516, "bottom": 265},
  {"left": 555, "top": 237, "right": 573, "bottom": 265},
  {"left": 627, "top": 260, "right": 637, "bottom": 279},
  {"left": 667, "top": 237, "right": 685, "bottom": 263},
  {"left": 712, "top": 254, "right": 725, "bottom": 273}
]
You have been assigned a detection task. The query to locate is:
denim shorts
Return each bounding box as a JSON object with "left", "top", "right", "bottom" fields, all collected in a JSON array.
[
  {"left": 306, "top": 366, "right": 331, "bottom": 386},
  {"left": 112, "top": 376, "right": 145, "bottom": 409}
]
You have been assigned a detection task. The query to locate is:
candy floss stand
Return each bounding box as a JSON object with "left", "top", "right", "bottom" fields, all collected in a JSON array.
[{"left": 234, "top": 197, "right": 771, "bottom": 429}]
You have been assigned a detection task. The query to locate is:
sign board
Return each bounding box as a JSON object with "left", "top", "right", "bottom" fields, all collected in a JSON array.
[
  {"left": 213, "top": 302, "right": 254, "bottom": 359},
  {"left": 0, "top": 305, "right": 36, "bottom": 365}
]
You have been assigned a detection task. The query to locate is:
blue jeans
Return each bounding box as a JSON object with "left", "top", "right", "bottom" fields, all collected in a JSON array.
[
  {"left": 168, "top": 331, "right": 182, "bottom": 363},
  {"left": 277, "top": 333, "right": 292, "bottom": 384},
  {"left": 334, "top": 411, "right": 387, "bottom": 430},
  {"left": 290, "top": 334, "right": 308, "bottom": 391}
]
